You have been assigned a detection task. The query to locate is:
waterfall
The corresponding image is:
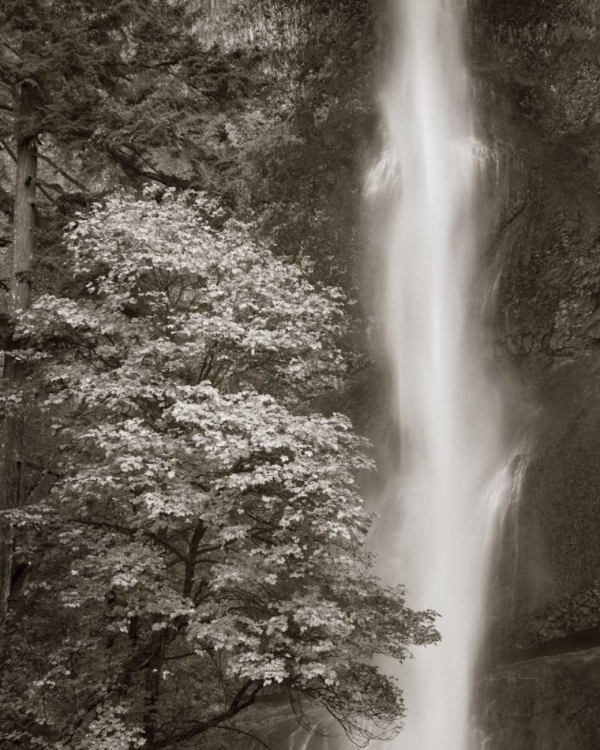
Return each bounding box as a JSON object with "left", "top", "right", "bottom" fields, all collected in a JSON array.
[{"left": 369, "top": 0, "right": 516, "bottom": 748}]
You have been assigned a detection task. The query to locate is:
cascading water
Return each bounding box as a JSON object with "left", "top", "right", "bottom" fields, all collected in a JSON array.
[{"left": 369, "top": 1, "right": 516, "bottom": 748}]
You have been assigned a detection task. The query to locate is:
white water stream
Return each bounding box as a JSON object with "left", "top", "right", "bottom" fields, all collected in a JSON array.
[{"left": 370, "top": 1, "right": 516, "bottom": 749}]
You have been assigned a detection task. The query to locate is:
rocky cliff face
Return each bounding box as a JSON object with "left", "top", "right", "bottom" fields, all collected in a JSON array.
[
  {"left": 480, "top": 647, "right": 600, "bottom": 749},
  {"left": 313, "top": 2, "right": 600, "bottom": 745},
  {"left": 475, "top": 0, "right": 600, "bottom": 359},
  {"left": 472, "top": 1, "right": 600, "bottom": 746},
  {"left": 227, "top": 1, "right": 600, "bottom": 745}
]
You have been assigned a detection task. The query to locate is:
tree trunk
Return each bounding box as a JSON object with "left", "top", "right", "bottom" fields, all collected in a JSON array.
[{"left": 0, "top": 80, "right": 38, "bottom": 628}]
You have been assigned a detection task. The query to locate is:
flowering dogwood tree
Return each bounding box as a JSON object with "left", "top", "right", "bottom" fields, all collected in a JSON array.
[{"left": 1, "top": 191, "right": 437, "bottom": 749}]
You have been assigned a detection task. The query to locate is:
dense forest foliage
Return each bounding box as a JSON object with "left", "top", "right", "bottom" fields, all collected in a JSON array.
[
  {"left": 5, "top": 0, "right": 600, "bottom": 749},
  {"left": 0, "top": 2, "right": 439, "bottom": 749}
]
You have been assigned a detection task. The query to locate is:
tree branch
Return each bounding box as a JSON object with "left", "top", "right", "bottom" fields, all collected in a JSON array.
[
  {"left": 182, "top": 520, "right": 206, "bottom": 598},
  {"left": 1, "top": 42, "right": 22, "bottom": 58},
  {"left": 153, "top": 679, "right": 264, "bottom": 749},
  {"left": 104, "top": 144, "right": 193, "bottom": 189},
  {"left": 36, "top": 181, "right": 59, "bottom": 206},
  {"left": 0, "top": 185, "right": 14, "bottom": 218},
  {"left": 208, "top": 724, "right": 274, "bottom": 750},
  {"left": 146, "top": 531, "right": 188, "bottom": 563},
  {"left": 16, "top": 457, "right": 62, "bottom": 478},
  {"left": 37, "top": 153, "right": 89, "bottom": 192},
  {"left": 197, "top": 538, "right": 238, "bottom": 555},
  {"left": 0, "top": 137, "right": 17, "bottom": 163}
]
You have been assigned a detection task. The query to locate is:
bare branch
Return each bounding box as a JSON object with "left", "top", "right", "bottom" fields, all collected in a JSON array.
[
  {"left": 197, "top": 538, "right": 238, "bottom": 555},
  {"left": 163, "top": 651, "right": 197, "bottom": 662},
  {"left": 146, "top": 531, "right": 188, "bottom": 563},
  {"left": 182, "top": 520, "right": 206, "bottom": 597},
  {"left": 0, "top": 185, "right": 14, "bottom": 219},
  {"left": 37, "top": 152, "right": 89, "bottom": 192},
  {"left": 153, "top": 680, "right": 265, "bottom": 749},
  {"left": 16, "top": 458, "right": 62, "bottom": 478},
  {"left": 0, "top": 137, "right": 17, "bottom": 163},
  {"left": 36, "top": 182, "right": 60, "bottom": 206},
  {"left": 1, "top": 42, "right": 22, "bottom": 58}
]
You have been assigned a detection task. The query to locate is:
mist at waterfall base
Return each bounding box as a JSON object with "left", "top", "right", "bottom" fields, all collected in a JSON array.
[{"left": 367, "top": 1, "right": 519, "bottom": 749}]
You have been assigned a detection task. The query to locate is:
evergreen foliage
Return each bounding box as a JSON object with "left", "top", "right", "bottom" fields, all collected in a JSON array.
[{"left": 0, "top": 0, "right": 262, "bottom": 190}]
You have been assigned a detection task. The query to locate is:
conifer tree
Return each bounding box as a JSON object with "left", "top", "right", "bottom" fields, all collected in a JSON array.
[
  {"left": 0, "top": 0, "right": 247, "bottom": 191},
  {"left": 0, "top": 0, "right": 265, "bottom": 623}
]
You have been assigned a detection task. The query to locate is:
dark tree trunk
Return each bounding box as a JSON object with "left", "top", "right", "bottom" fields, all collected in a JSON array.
[
  {"left": 0, "top": 80, "right": 38, "bottom": 627},
  {"left": 144, "top": 634, "right": 166, "bottom": 749}
]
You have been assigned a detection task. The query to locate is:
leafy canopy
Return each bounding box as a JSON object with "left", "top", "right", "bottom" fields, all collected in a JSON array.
[{"left": 1, "top": 191, "right": 438, "bottom": 749}]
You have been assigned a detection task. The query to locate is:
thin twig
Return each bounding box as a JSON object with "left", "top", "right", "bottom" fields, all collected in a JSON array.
[{"left": 209, "top": 724, "right": 274, "bottom": 750}]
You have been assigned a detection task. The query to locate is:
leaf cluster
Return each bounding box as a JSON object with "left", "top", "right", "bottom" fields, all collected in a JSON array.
[{"left": 0, "top": 191, "right": 439, "bottom": 749}]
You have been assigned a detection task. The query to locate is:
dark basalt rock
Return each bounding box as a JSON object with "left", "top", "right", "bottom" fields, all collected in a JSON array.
[
  {"left": 468, "top": 1, "right": 600, "bottom": 744},
  {"left": 479, "top": 647, "right": 600, "bottom": 749}
]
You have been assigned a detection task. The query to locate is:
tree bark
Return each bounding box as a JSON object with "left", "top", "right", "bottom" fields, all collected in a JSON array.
[{"left": 0, "top": 80, "right": 38, "bottom": 628}]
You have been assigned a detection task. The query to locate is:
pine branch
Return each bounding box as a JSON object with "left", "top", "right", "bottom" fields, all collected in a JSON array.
[{"left": 104, "top": 144, "right": 193, "bottom": 189}]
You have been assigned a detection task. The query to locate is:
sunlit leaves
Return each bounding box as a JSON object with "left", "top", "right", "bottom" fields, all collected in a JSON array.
[{"left": 2, "top": 190, "right": 438, "bottom": 749}]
